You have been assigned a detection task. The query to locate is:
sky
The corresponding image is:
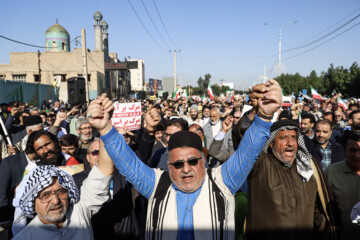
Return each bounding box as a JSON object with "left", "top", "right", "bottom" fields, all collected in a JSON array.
[{"left": 0, "top": 0, "right": 359, "bottom": 90}]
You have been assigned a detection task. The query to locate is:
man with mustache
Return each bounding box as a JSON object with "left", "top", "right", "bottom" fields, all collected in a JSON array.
[
  {"left": 325, "top": 133, "right": 360, "bottom": 239},
  {"left": 182, "top": 104, "right": 204, "bottom": 128},
  {"left": 12, "top": 94, "right": 114, "bottom": 239},
  {"left": 29, "top": 130, "right": 67, "bottom": 166},
  {"left": 88, "top": 79, "right": 282, "bottom": 240},
  {"left": 76, "top": 118, "right": 94, "bottom": 151},
  {"left": 245, "top": 119, "right": 338, "bottom": 240},
  {"left": 203, "top": 107, "right": 233, "bottom": 167},
  {"left": 313, "top": 120, "right": 345, "bottom": 171}
]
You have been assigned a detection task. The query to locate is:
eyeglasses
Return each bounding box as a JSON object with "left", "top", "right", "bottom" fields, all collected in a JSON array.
[
  {"left": 163, "top": 132, "right": 173, "bottom": 138},
  {"left": 234, "top": 117, "right": 240, "bottom": 119},
  {"left": 168, "top": 157, "right": 202, "bottom": 169},
  {"left": 335, "top": 115, "right": 342, "bottom": 117},
  {"left": 79, "top": 127, "right": 92, "bottom": 131},
  {"left": 89, "top": 150, "right": 99, "bottom": 156},
  {"left": 38, "top": 188, "right": 68, "bottom": 204}
]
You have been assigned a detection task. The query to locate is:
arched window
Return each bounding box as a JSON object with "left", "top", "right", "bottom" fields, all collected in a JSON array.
[{"left": 62, "top": 42, "right": 66, "bottom": 51}]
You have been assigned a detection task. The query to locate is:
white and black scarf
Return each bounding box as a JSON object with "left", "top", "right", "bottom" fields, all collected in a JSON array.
[{"left": 262, "top": 124, "right": 314, "bottom": 182}]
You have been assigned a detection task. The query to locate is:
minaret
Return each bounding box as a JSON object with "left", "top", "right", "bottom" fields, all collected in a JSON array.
[
  {"left": 93, "top": 11, "right": 103, "bottom": 51},
  {"left": 101, "top": 20, "right": 109, "bottom": 56}
]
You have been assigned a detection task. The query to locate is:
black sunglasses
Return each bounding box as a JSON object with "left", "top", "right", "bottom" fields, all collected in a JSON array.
[
  {"left": 89, "top": 150, "right": 99, "bottom": 156},
  {"left": 168, "top": 157, "right": 202, "bottom": 169}
]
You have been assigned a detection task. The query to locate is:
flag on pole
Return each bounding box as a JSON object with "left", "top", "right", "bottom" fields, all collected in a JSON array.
[
  {"left": 172, "top": 89, "right": 181, "bottom": 100},
  {"left": 338, "top": 97, "right": 348, "bottom": 110},
  {"left": 331, "top": 89, "right": 337, "bottom": 97},
  {"left": 207, "top": 83, "right": 215, "bottom": 100},
  {"left": 310, "top": 86, "right": 323, "bottom": 100},
  {"left": 182, "top": 89, "right": 188, "bottom": 102},
  {"left": 298, "top": 91, "right": 303, "bottom": 97}
]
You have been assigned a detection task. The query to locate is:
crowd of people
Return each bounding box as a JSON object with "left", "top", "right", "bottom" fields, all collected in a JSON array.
[{"left": 0, "top": 79, "right": 359, "bottom": 240}]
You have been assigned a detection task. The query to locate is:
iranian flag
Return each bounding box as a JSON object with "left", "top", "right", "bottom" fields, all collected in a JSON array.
[
  {"left": 338, "top": 97, "right": 348, "bottom": 110},
  {"left": 207, "top": 83, "right": 215, "bottom": 100},
  {"left": 192, "top": 95, "right": 201, "bottom": 101},
  {"left": 310, "top": 86, "right": 323, "bottom": 100},
  {"left": 182, "top": 89, "right": 189, "bottom": 101},
  {"left": 172, "top": 89, "right": 181, "bottom": 100},
  {"left": 331, "top": 89, "right": 337, "bottom": 97}
]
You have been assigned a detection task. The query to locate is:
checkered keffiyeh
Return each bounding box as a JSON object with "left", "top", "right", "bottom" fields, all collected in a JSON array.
[
  {"left": 13, "top": 165, "right": 80, "bottom": 218},
  {"left": 262, "top": 120, "right": 314, "bottom": 182},
  {"left": 351, "top": 202, "right": 360, "bottom": 225}
]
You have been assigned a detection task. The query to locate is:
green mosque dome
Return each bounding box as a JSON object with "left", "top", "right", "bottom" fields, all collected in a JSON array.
[
  {"left": 45, "top": 22, "right": 70, "bottom": 52},
  {"left": 94, "top": 11, "right": 103, "bottom": 20}
]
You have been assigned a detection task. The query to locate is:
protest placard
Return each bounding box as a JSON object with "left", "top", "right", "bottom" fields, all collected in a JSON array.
[{"left": 110, "top": 102, "right": 142, "bottom": 130}]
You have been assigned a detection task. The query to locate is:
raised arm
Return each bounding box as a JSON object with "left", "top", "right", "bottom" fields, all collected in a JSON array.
[
  {"left": 87, "top": 98, "right": 160, "bottom": 199},
  {"left": 221, "top": 79, "right": 282, "bottom": 194},
  {"left": 86, "top": 94, "right": 115, "bottom": 176}
]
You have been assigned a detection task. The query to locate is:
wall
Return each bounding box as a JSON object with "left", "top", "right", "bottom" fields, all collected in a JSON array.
[{"left": 0, "top": 80, "right": 55, "bottom": 107}]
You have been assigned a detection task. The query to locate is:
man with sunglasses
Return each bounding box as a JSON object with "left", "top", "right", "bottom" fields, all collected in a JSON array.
[
  {"left": 233, "top": 110, "right": 242, "bottom": 126},
  {"left": 87, "top": 80, "right": 282, "bottom": 240}
]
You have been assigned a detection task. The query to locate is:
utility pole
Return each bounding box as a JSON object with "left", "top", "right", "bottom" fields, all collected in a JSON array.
[
  {"left": 81, "top": 29, "right": 90, "bottom": 103},
  {"left": 264, "top": 21, "right": 298, "bottom": 76},
  {"left": 263, "top": 66, "right": 266, "bottom": 83},
  {"left": 170, "top": 50, "right": 180, "bottom": 93}
]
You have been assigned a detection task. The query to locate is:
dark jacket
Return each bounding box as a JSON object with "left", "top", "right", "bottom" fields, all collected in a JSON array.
[
  {"left": 0, "top": 152, "right": 28, "bottom": 225},
  {"left": 312, "top": 138, "right": 346, "bottom": 165},
  {"left": 74, "top": 169, "right": 140, "bottom": 240}
]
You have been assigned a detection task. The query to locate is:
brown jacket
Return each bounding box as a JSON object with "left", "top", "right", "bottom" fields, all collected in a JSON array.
[{"left": 245, "top": 151, "right": 338, "bottom": 240}]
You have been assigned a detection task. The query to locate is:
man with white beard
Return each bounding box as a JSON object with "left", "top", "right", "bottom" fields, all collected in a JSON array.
[
  {"left": 75, "top": 118, "right": 94, "bottom": 151},
  {"left": 203, "top": 108, "right": 233, "bottom": 167}
]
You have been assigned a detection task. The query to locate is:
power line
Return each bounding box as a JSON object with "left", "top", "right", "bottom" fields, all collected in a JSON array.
[
  {"left": 0, "top": 34, "right": 79, "bottom": 49},
  {"left": 151, "top": 0, "right": 179, "bottom": 50},
  {"left": 283, "top": 21, "right": 360, "bottom": 61},
  {"left": 283, "top": 13, "right": 360, "bottom": 52},
  {"left": 0, "top": 34, "right": 47, "bottom": 48},
  {"left": 290, "top": 7, "right": 360, "bottom": 48},
  {"left": 140, "top": 0, "right": 171, "bottom": 50},
  {"left": 127, "top": 0, "right": 168, "bottom": 51}
]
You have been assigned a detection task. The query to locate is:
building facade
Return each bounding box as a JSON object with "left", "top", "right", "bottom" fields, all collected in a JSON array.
[
  {"left": 0, "top": 11, "right": 133, "bottom": 102},
  {"left": 128, "top": 59, "right": 145, "bottom": 92}
]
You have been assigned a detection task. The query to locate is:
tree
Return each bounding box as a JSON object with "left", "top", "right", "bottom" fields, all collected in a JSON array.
[{"left": 197, "top": 74, "right": 211, "bottom": 95}]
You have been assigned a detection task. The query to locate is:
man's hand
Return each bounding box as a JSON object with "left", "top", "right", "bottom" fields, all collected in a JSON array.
[
  {"left": 7, "top": 145, "right": 17, "bottom": 156},
  {"left": 145, "top": 106, "right": 161, "bottom": 133},
  {"left": 54, "top": 111, "right": 66, "bottom": 127},
  {"left": 249, "top": 79, "right": 282, "bottom": 121},
  {"left": 87, "top": 93, "right": 114, "bottom": 135},
  {"left": 222, "top": 116, "right": 233, "bottom": 133},
  {"left": 221, "top": 106, "right": 233, "bottom": 118},
  {"left": 10, "top": 107, "right": 18, "bottom": 116},
  {"left": 290, "top": 104, "right": 300, "bottom": 119}
]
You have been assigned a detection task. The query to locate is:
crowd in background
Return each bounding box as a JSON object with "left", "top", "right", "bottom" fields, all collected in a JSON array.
[{"left": 0, "top": 84, "right": 359, "bottom": 240}]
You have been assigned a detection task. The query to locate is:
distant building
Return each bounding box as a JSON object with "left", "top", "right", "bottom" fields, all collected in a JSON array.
[
  {"left": 162, "top": 76, "right": 175, "bottom": 95},
  {"left": 0, "top": 11, "right": 133, "bottom": 102},
  {"left": 148, "top": 78, "right": 162, "bottom": 95},
  {"left": 222, "top": 82, "right": 234, "bottom": 89},
  {"left": 128, "top": 59, "right": 145, "bottom": 92}
]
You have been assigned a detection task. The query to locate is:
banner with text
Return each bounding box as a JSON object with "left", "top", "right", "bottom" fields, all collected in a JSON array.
[{"left": 110, "top": 102, "right": 142, "bottom": 130}]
